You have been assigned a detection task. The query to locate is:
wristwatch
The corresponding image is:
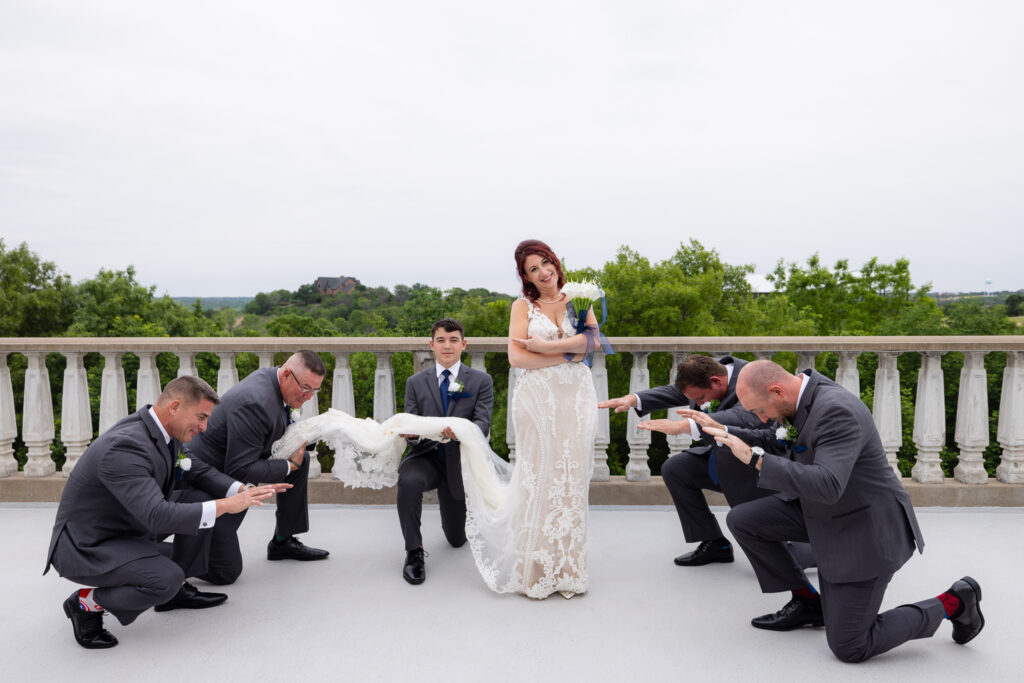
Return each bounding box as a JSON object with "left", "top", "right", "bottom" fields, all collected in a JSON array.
[
  {"left": 748, "top": 447, "right": 765, "bottom": 470},
  {"left": 240, "top": 483, "right": 256, "bottom": 492}
]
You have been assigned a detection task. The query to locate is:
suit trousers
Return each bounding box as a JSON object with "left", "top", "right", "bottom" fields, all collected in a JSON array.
[
  {"left": 664, "top": 450, "right": 816, "bottom": 568},
  {"left": 397, "top": 451, "right": 466, "bottom": 552},
  {"left": 180, "top": 452, "right": 312, "bottom": 586},
  {"left": 661, "top": 449, "right": 725, "bottom": 542},
  {"left": 727, "top": 494, "right": 945, "bottom": 662},
  {"left": 59, "top": 548, "right": 184, "bottom": 626}
]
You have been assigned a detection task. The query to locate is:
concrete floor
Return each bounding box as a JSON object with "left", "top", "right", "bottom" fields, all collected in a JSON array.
[{"left": 3, "top": 504, "right": 1020, "bottom": 683}]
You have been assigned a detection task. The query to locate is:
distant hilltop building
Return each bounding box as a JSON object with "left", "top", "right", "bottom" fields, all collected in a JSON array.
[{"left": 314, "top": 275, "right": 360, "bottom": 295}]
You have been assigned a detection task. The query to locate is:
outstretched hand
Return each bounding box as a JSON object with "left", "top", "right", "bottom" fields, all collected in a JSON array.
[
  {"left": 597, "top": 395, "right": 637, "bottom": 413},
  {"left": 216, "top": 483, "right": 292, "bottom": 517},
  {"left": 702, "top": 426, "right": 754, "bottom": 465},
  {"left": 676, "top": 409, "right": 724, "bottom": 433},
  {"left": 636, "top": 419, "right": 690, "bottom": 436}
]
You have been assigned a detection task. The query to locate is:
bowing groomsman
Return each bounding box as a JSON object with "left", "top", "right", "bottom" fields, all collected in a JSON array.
[
  {"left": 45, "top": 376, "right": 288, "bottom": 649},
  {"left": 704, "top": 360, "right": 984, "bottom": 663},
  {"left": 397, "top": 318, "right": 494, "bottom": 585},
  {"left": 602, "top": 355, "right": 812, "bottom": 568},
  {"left": 181, "top": 350, "right": 329, "bottom": 585}
]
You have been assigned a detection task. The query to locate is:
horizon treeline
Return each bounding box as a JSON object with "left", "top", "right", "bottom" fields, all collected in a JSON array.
[{"left": 2, "top": 238, "right": 1021, "bottom": 478}]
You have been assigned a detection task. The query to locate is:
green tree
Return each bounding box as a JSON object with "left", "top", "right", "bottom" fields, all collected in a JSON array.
[{"left": 0, "top": 239, "right": 76, "bottom": 336}]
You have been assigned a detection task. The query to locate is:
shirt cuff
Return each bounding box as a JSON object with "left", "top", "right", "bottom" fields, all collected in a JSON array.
[
  {"left": 199, "top": 500, "right": 217, "bottom": 530},
  {"left": 687, "top": 418, "right": 700, "bottom": 440},
  {"left": 632, "top": 394, "right": 642, "bottom": 412},
  {"left": 228, "top": 481, "right": 244, "bottom": 496}
]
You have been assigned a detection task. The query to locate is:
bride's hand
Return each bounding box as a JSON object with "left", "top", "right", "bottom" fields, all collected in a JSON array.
[{"left": 511, "top": 336, "right": 554, "bottom": 353}]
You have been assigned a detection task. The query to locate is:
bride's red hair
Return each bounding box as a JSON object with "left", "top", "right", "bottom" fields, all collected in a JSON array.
[{"left": 514, "top": 239, "right": 565, "bottom": 301}]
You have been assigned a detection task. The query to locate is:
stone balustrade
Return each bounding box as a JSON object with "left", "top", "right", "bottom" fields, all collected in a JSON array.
[{"left": 2, "top": 336, "right": 1024, "bottom": 486}]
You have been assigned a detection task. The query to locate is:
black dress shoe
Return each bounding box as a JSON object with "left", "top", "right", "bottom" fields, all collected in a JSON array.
[
  {"left": 267, "top": 536, "right": 330, "bottom": 561},
  {"left": 674, "top": 539, "right": 734, "bottom": 566},
  {"left": 63, "top": 592, "right": 118, "bottom": 649},
  {"left": 154, "top": 582, "right": 228, "bottom": 612},
  {"left": 948, "top": 576, "right": 984, "bottom": 644},
  {"left": 403, "top": 548, "right": 427, "bottom": 585},
  {"left": 751, "top": 596, "right": 825, "bottom": 631}
]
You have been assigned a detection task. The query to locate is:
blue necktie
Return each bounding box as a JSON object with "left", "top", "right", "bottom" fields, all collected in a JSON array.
[
  {"left": 708, "top": 453, "right": 719, "bottom": 487},
  {"left": 440, "top": 369, "right": 451, "bottom": 415}
]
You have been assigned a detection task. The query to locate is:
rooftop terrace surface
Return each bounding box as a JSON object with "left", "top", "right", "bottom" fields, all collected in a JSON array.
[{"left": 3, "top": 504, "right": 1020, "bottom": 683}]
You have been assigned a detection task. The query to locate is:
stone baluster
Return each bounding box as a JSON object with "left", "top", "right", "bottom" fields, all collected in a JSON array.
[
  {"left": 996, "top": 351, "right": 1024, "bottom": 483},
  {"left": 835, "top": 351, "right": 861, "bottom": 396},
  {"left": 469, "top": 352, "right": 486, "bottom": 374},
  {"left": 0, "top": 354, "right": 18, "bottom": 477},
  {"left": 953, "top": 351, "right": 990, "bottom": 483},
  {"left": 590, "top": 352, "right": 611, "bottom": 481},
  {"left": 258, "top": 352, "right": 275, "bottom": 369},
  {"left": 60, "top": 352, "right": 93, "bottom": 475},
  {"left": 872, "top": 352, "right": 902, "bottom": 474},
  {"left": 217, "top": 353, "right": 238, "bottom": 394},
  {"left": 135, "top": 351, "right": 162, "bottom": 410},
  {"left": 373, "top": 352, "right": 395, "bottom": 422},
  {"left": 413, "top": 351, "right": 434, "bottom": 375},
  {"left": 625, "top": 352, "right": 651, "bottom": 481},
  {"left": 22, "top": 352, "right": 55, "bottom": 477},
  {"left": 754, "top": 351, "right": 773, "bottom": 361},
  {"left": 332, "top": 353, "right": 355, "bottom": 415},
  {"left": 665, "top": 352, "right": 693, "bottom": 453},
  {"left": 911, "top": 351, "right": 945, "bottom": 483},
  {"left": 796, "top": 351, "right": 817, "bottom": 373},
  {"left": 176, "top": 352, "right": 197, "bottom": 377},
  {"left": 99, "top": 352, "right": 128, "bottom": 435},
  {"left": 506, "top": 367, "right": 523, "bottom": 464}
]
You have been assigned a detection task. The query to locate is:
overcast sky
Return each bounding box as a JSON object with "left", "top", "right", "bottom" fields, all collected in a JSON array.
[{"left": 2, "top": 1, "right": 1021, "bottom": 297}]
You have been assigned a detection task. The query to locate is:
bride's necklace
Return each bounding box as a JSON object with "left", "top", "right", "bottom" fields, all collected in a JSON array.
[{"left": 537, "top": 293, "right": 564, "bottom": 304}]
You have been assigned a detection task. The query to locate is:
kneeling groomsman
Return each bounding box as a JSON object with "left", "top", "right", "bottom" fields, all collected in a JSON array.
[
  {"left": 705, "top": 361, "right": 984, "bottom": 663},
  {"left": 397, "top": 318, "right": 494, "bottom": 585},
  {"left": 45, "top": 376, "right": 289, "bottom": 649}
]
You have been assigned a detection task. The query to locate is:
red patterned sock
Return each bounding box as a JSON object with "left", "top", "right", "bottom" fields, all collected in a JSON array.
[
  {"left": 78, "top": 588, "right": 103, "bottom": 612},
  {"left": 937, "top": 591, "right": 961, "bottom": 618}
]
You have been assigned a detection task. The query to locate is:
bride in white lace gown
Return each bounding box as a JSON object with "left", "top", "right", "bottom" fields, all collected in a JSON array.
[{"left": 496, "top": 239, "right": 599, "bottom": 598}]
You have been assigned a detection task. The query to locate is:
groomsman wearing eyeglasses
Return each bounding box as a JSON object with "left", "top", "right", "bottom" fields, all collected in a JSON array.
[{"left": 179, "top": 350, "right": 330, "bottom": 585}]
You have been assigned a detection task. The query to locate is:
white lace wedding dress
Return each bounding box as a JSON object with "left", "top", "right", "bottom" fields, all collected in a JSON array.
[
  {"left": 491, "top": 299, "right": 597, "bottom": 597},
  {"left": 269, "top": 300, "right": 596, "bottom": 599}
]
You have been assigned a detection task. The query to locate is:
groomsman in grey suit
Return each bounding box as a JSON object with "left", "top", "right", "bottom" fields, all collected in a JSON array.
[
  {"left": 703, "top": 361, "right": 984, "bottom": 662},
  {"left": 602, "top": 355, "right": 805, "bottom": 567},
  {"left": 44, "top": 376, "right": 288, "bottom": 649},
  {"left": 397, "top": 318, "right": 494, "bottom": 585},
  {"left": 182, "top": 350, "right": 329, "bottom": 585}
]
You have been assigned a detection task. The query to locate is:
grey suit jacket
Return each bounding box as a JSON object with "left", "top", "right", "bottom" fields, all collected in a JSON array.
[
  {"left": 189, "top": 367, "right": 294, "bottom": 483},
  {"left": 737, "top": 370, "right": 925, "bottom": 583},
  {"left": 636, "top": 356, "right": 770, "bottom": 505},
  {"left": 44, "top": 407, "right": 235, "bottom": 577},
  {"left": 634, "top": 356, "right": 765, "bottom": 446},
  {"left": 402, "top": 365, "right": 494, "bottom": 500}
]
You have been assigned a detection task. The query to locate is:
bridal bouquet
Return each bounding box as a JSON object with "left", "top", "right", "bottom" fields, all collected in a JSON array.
[{"left": 560, "top": 279, "right": 614, "bottom": 367}]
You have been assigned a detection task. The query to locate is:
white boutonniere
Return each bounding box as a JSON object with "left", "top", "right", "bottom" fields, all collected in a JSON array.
[
  {"left": 448, "top": 377, "right": 466, "bottom": 395},
  {"left": 775, "top": 426, "right": 789, "bottom": 441},
  {"left": 175, "top": 450, "right": 192, "bottom": 478}
]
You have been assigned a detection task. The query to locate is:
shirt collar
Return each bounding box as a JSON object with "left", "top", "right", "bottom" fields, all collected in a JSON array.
[
  {"left": 148, "top": 406, "right": 171, "bottom": 445},
  {"left": 436, "top": 361, "right": 461, "bottom": 380},
  {"left": 795, "top": 372, "right": 810, "bottom": 413}
]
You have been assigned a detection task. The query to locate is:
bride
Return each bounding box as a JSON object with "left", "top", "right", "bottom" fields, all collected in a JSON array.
[
  {"left": 496, "top": 239, "right": 599, "bottom": 598},
  {"left": 269, "top": 239, "right": 599, "bottom": 599}
]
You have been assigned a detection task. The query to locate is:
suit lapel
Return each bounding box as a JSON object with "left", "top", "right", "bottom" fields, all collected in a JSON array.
[
  {"left": 141, "top": 408, "right": 174, "bottom": 493},
  {"left": 424, "top": 370, "right": 445, "bottom": 417},
  {"left": 793, "top": 369, "right": 818, "bottom": 433},
  {"left": 720, "top": 356, "right": 741, "bottom": 409}
]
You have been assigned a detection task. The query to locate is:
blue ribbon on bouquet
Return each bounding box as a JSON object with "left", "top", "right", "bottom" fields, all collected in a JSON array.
[{"left": 564, "top": 298, "right": 615, "bottom": 368}]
